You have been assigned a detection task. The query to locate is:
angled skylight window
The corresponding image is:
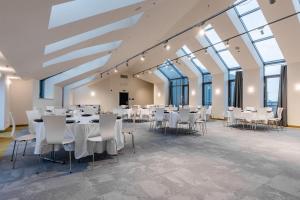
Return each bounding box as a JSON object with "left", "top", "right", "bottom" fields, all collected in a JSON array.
[
  {"left": 234, "top": 0, "right": 285, "bottom": 64},
  {"left": 158, "top": 60, "right": 184, "bottom": 80},
  {"left": 180, "top": 45, "right": 209, "bottom": 74},
  {"left": 49, "top": 0, "right": 144, "bottom": 29},
  {"left": 42, "top": 54, "right": 111, "bottom": 99},
  {"left": 204, "top": 24, "right": 240, "bottom": 69},
  {"left": 43, "top": 40, "right": 122, "bottom": 67},
  {"left": 292, "top": 0, "right": 300, "bottom": 22},
  {"left": 64, "top": 75, "right": 97, "bottom": 91},
  {"left": 45, "top": 12, "right": 143, "bottom": 54}
]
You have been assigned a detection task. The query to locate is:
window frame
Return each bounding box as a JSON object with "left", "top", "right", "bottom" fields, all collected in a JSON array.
[{"left": 202, "top": 74, "right": 212, "bottom": 106}]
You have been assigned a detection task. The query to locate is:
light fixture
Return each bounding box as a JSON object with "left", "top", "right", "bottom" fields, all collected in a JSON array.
[
  {"left": 148, "top": 70, "right": 152, "bottom": 74},
  {"left": 197, "top": 23, "right": 206, "bottom": 36},
  {"left": 100, "top": 73, "right": 103, "bottom": 78},
  {"left": 215, "top": 88, "right": 221, "bottom": 95},
  {"left": 191, "top": 90, "right": 196, "bottom": 96},
  {"left": 269, "top": 0, "right": 276, "bottom": 4},
  {"left": 0, "top": 66, "right": 15, "bottom": 73},
  {"left": 225, "top": 40, "right": 230, "bottom": 48},
  {"left": 90, "top": 91, "right": 96, "bottom": 97},
  {"left": 7, "top": 75, "right": 21, "bottom": 80},
  {"left": 136, "top": 74, "right": 140, "bottom": 78},
  {"left": 247, "top": 86, "right": 255, "bottom": 94},
  {"left": 6, "top": 77, "right": 11, "bottom": 86},
  {"left": 163, "top": 41, "right": 171, "bottom": 51},
  {"left": 114, "top": 68, "right": 118, "bottom": 73},
  {"left": 140, "top": 53, "right": 145, "bottom": 62},
  {"left": 126, "top": 60, "right": 129, "bottom": 67},
  {"left": 294, "top": 83, "right": 300, "bottom": 91},
  {"left": 157, "top": 92, "right": 161, "bottom": 97},
  {"left": 204, "top": 48, "right": 208, "bottom": 54}
]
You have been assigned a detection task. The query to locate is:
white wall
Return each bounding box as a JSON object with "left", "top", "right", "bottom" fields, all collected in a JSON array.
[
  {"left": 32, "top": 79, "right": 63, "bottom": 110},
  {"left": 72, "top": 74, "right": 154, "bottom": 112},
  {"left": 243, "top": 68, "right": 263, "bottom": 109},
  {"left": 287, "top": 62, "right": 300, "bottom": 126},
  {"left": 189, "top": 77, "right": 202, "bottom": 106},
  {"left": 154, "top": 82, "right": 169, "bottom": 105},
  {"left": 9, "top": 79, "right": 33, "bottom": 125},
  {"left": 212, "top": 73, "right": 227, "bottom": 119},
  {"left": 0, "top": 74, "right": 9, "bottom": 130}
]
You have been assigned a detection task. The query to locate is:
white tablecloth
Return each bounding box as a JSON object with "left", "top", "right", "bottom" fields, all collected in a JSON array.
[
  {"left": 164, "top": 112, "right": 198, "bottom": 128},
  {"left": 228, "top": 111, "right": 274, "bottom": 122},
  {"left": 33, "top": 115, "right": 123, "bottom": 159}
]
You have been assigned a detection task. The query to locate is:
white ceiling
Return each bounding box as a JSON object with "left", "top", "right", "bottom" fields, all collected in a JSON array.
[{"left": 0, "top": 0, "right": 299, "bottom": 87}]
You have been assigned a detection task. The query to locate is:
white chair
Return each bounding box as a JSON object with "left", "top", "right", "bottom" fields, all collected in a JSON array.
[
  {"left": 26, "top": 110, "right": 41, "bottom": 135},
  {"left": 87, "top": 114, "right": 118, "bottom": 168},
  {"left": 10, "top": 112, "right": 36, "bottom": 168},
  {"left": 154, "top": 108, "right": 167, "bottom": 134},
  {"left": 46, "top": 106, "right": 55, "bottom": 112},
  {"left": 268, "top": 107, "right": 284, "bottom": 129},
  {"left": 122, "top": 111, "right": 136, "bottom": 153},
  {"left": 84, "top": 106, "right": 97, "bottom": 115},
  {"left": 54, "top": 108, "right": 66, "bottom": 115},
  {"left": 245, "top": 107, "right": 256, "bottom": 112},
  {"left": 43, "top": 115, "right": 74, "bottom": 173},
  {"left": 176, "top": 108, "right": 191, "bottom": 134},
  {"left": 232, "top": 107, "right": 243, "bottom": 126},
  {"left": 194, "top": 109, "right": 207, "bottom": 135}
]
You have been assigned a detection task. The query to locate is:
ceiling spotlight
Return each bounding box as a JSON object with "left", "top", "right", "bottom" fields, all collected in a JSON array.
[
  {"left": 225, "top": 40, "right": 230, "bottom": 48},
  {"left": 164, "top": 44, "right": 171, "bottom": 51},
  {"left": 204, "top": 48, "right": 208, "bottom": 54},
  {"left": 269, "top": 0, "right": 276, "bottom": 4},
  {"left": 140, "top": 54, "right": 145, "bottom": 62},
  {"left": 198, "top": 28, "right": 205, "bottom": 36},
  {"left": 259, "top": 26, "right": 265, "bottom": 35},
  {"left": 114, "top": 68, "right": 118, "bottom": 73},
  {"left": 100, "top": 73, "right": 103, "bottom": 78},
  {"left": 126, "top": 61, "right": 129, "bottom": 67},
  {"left": 136, "top": 74, "right": 140, "bottom": 78}
]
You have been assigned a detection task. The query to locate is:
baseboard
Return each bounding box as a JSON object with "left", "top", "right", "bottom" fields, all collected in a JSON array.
[{"left": 287, "top": 125, "right": 300, "bottom": 128}]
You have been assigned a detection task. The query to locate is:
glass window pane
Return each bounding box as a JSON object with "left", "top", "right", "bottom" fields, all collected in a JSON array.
[
  {"left": 205, "top": 29, "right": 227, "bottom": 51},
  {"left": 219, "top": 51, "right": 240, "bottom": 69},
  {"left": 266, "top": 77, "right": 280, "bottom": 111},
  {"left": 203, "top": 74, "right": 212, "bottom": 83},
  {"left": 241, "top": 10, "right": 273, "bottom": 40},
  {"left": 254, "top": 38, "right": 284, "bottom": 63},
  {"left": 229, "top": 81, "right": 236, "bottom": 106},
  {"left": 203, "top": 83, "right": 212, "bottom": 106},
  {"left": 265, "top": 64, "right": 282, "bottom": 76},
  {"left": 235, "top": 0, "right": 260, "bottom": 15}
]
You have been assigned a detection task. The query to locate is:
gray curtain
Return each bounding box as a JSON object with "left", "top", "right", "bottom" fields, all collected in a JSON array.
[
  {"left": 278, "top": 65, "right": 287, "bottom": 126},
  {"left": 233, "top": 71, "right": 243, "bottom": 109}
]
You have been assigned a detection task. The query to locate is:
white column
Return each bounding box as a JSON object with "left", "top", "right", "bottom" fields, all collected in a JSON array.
[
  {"left": 0, "top": 74, "right": 10, "bottom": 130},
  {"left": 212, "top": 72, "right": 227, "bottom": 119}
]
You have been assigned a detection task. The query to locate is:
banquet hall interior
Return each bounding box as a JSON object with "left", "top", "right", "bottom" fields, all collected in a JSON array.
[{"left": 1, "top": 0, "right": 300, "bottom": 199}]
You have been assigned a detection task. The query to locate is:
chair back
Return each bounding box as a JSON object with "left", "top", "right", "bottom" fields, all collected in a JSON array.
[
  {"left": 277, "top": 107, "right": 284, "bottom": 120},
  {"left": 265, "top": 107, "right": 273, "bottom": 112},
  {"left": 99, "top": 114, "right": 117, "bottom": 141},
  {"left": 26, "top": 110, "right": 41, "bottom": 135},
  {"left": 46, "top": 106, "right": 55, "bottom": 112},
  {"left": 54, "top": 108, "right": 66, "bottom": 115},
  {"left": 154, "top": 108, "right": 164, "bottom": 121},
  {"left": 43, "top": 115, "right": 66, "bottom": 144},
  {"left": 245, "top": 107, "right": 256, "bottom": 112},
  {"left": 206, "top": 106, "right": 212, "bottom": 115},
  {"left": 179, "top": 108, "right": 190, "bottom": 122},
  {"left": 233, "top": 107, "right": 242, "bottom": 119},
  {"left": 9, "top": 112, "right": 16, "bottom": 138}
]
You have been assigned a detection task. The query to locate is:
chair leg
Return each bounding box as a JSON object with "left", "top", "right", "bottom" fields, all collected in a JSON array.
[
  {"left": 92, "top": 152, "right": 95, "bottom": 170},
  {"left": 12, "top": 142, "right": 20, "bottom": 169},
  {"left": 131, "top": 133, "right": 135, "bottom": 154},
  {"left": 23, "top": 141, "right": 28, "bottom": 156},
  {"left": 11, "top": 141, "right": 16, "bottom": 162},
  {"left": 69, "top": 151, "right": 72, "bottom": 173}
]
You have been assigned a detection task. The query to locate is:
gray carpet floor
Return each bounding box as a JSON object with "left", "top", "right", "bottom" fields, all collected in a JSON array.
[{"left": 1, "top": 121, "right": 300, "bottom": 200}]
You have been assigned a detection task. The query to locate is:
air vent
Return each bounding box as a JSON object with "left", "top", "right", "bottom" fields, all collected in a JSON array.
[{"left": 120, "top": 74, "right": 128, "bottom": 79}]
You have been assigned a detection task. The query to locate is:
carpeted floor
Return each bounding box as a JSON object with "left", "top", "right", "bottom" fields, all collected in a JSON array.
[
  {"left": 0, "top": 132, "right": 12, "bottom": 158},
  {"left": 1, "top": 121, "right": 300, "bottom": 200}
]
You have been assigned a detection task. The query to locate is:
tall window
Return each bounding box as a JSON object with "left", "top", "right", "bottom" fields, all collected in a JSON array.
[
  {"left": 264, "top": 64, "right": 281, "bottom": 111},
  {"left": 202, "top": 74, "right": 212, "bottom": 106},
  {"left": 158, "top": 60, "right": 189, "bottom": 106},
  {"left": 170, "top": 77, "right": 189, "bottom": 106},
  {"left": 203, "top": 24, "right": 242, "bottom": 106},
  {"left": 234, "top": 0, "right": 285, "bottom": 111},
  {"left": 234, "top": 0, "right": 285, "bottom": 65}
]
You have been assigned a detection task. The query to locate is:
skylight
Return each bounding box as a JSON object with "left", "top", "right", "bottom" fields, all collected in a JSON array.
[
  {"left": 234, "top": 0, "right": 285, "bottom": 64},
  {"left": 158, "top": 60, "right": 184, "bottom": 80},
  {"left": 45, "top": 12, "right": 143, "bottom": 54},
  {"left": 49, "top": 0, "right": 144, "bottom": 29},
  {"left": 179, "top": 45, "right": 209, "bottom": 74},
  {"left": 43, "top": 40, "right": 122, "bottom": 67},
  {"left": 204, "top": 24, "right": 240, "bottom": 69},
  {"left": 292, "top": 0, "right": 300, "bottom": 22},
  {"left": 42, "top": 54, "right": 111, "bottom": 99},
  {"left": 64, "top": 75, "right": 97, "bottom": 91}
]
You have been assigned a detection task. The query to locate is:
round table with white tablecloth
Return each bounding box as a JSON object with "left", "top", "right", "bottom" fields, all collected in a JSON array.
[
  {"left": 164, "top": 111, "right": 198, "bottom": 128},
  {"left": 33, "top": 115, "right": 123, "bottom": 159}
]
